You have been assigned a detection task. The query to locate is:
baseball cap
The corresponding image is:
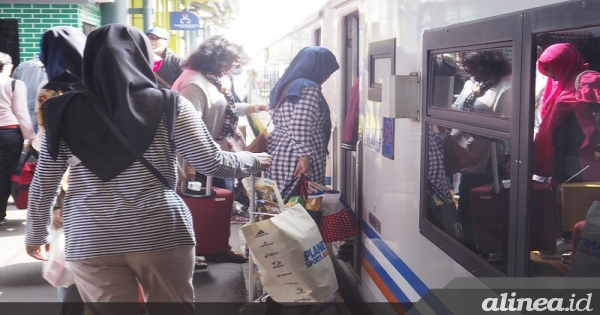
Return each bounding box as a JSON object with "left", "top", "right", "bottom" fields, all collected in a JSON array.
[{"left": 145, "top": 27, "right": 170, "bottom": 41}]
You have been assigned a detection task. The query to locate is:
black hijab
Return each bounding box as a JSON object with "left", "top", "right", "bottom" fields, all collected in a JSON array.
[
  {"left": 43, "top": 24, "right": 179, "bottom": 182},
  {"left": 39, "top": 26, "right": 86, "bottom": 92}
]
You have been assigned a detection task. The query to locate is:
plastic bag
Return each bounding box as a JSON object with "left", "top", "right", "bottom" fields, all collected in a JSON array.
[{"left": 42, "top": 228, "right": 75, "bottom": 288}]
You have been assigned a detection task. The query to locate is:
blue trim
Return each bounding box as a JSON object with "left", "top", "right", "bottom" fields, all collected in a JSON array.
[
  {"left": 362, "top": 221, "right": 429, "bottom": 296},
  {"left": 363, "top": 247, "right": 411, "bottom": 303},
  {"left": 361, "top": 221, "right": 455, "bottom": 315}
]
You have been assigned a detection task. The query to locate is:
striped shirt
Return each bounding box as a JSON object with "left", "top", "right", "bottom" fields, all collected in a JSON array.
[{"left": 25, "top": 96, "right": 261, "bottom": 260}]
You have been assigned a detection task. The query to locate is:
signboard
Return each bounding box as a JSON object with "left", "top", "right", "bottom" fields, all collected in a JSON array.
[
  {"left": 170, "top": 11, "right": 201, "bottom": 30},
  {"left": 382, "top": 117, "right": 394, "bottom": 159}
]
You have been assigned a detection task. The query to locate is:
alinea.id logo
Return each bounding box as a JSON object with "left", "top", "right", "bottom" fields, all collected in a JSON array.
[{"left": 482, "top": 292, "right": 593, "bottom": 312}]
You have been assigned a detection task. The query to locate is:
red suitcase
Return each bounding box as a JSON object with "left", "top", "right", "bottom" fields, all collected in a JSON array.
[
  {"left": 470, "top": 182, "right": 556, "bottom": 255},
  {"left": 178, "top": 175, "right": 233, "bottom": 260}
]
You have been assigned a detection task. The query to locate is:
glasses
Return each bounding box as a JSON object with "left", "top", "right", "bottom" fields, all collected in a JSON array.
[{"left": 147, "top": 35, "right": 164, "bottom": 41}]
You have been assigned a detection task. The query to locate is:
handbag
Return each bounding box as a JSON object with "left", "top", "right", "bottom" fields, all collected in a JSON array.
[
  {"left": 244, "top": 86, "right": 288, "bottom": 153},
  {"left": 10, "top": 148, "right": 38, "bottom": 209},
  {"left": 301, "top": 176, "right": 359, "bottom": 243},
  {"left": 443, "top": 133, "right": 477, "bottom": 176},
  {"left": 241, "top": 203, "right": 338, "bottom": 303},
  {"left": 427, "top": 181, "right": 463, "bottom": 240}
]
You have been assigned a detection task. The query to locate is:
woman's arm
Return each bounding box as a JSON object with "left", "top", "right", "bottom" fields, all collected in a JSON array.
[
  {"left": 173, "top": 97, "right": 266, "bottom": 178},
  {"left": 11, "top": 79, "right": 35, "bottom": 139},
  {"left": 25, "top": 137, "right": 69, "bottom": 260}
]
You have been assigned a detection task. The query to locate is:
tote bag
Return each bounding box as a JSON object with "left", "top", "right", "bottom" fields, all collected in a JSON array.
[{"left": 242, "top": 204, "right": 338, "bottom": 303}]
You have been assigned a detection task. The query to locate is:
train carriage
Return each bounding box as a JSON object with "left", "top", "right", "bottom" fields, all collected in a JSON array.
[{"left": 247, "top": 0, "right": 600, "bottom": 313}]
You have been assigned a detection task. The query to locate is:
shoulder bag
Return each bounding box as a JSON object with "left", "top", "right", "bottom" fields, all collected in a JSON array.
[
  {"left": 82, "top": 92, "right": 172, "bottom": 189},
  {"left": 245, "top": 87, "right": 288, "bottom": 153}
]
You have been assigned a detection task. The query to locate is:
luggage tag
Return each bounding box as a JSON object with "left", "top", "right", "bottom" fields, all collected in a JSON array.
[
  {"left": 67, "top": 156, "right": 81, "bottom": 167},
  {"left": 187, "top": 181, "right": 202, "bottom": 192}
]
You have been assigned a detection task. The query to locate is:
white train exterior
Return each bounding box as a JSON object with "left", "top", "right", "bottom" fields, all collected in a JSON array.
[{"left": 247, "top": 0, "right": 599, "bottom": 312}]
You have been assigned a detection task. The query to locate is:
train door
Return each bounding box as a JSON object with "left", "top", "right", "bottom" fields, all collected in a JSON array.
[
  {"left": 522, "top": 1, "right": 600, "bottom": 277},
  {"left": 334, "top": 10, "right": 361, "bottom": 280}
]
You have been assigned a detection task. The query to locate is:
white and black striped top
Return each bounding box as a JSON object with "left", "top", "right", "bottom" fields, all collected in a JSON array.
[{"left": 25, "top": 97, "right": 261, "bottom": 260}]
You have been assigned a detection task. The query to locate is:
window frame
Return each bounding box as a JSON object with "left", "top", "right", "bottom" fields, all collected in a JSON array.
[
  {"left": 421, "top": 0, "right": 600, "bottom": 278},
  {"left": 367, "top": 38, "right": 396, "bottom": 102},
  {"left": 420, "top": 12, "right": 523, "bottom": 277}
]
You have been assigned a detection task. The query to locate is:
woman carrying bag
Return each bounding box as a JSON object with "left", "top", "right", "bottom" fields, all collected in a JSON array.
[{"left": 266, "top": 47, "right": 339, "bottom": 198}]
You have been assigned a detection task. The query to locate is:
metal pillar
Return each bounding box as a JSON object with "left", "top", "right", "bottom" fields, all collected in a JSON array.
[
  {"left": 142, "top": 0, "right": 153, "bottom": 31},
  {"left": 99, "top": 0, "right": 128, "bottom": 25}
]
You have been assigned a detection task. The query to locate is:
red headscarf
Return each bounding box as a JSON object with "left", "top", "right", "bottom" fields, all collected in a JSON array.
[{"left": 534, "top": 43, "right": 599, "bottom": 180}]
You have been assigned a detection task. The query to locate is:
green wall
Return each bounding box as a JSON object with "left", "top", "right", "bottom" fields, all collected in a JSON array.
[{"left": 0, "top": 3, "right": 100, "bottom": 62}]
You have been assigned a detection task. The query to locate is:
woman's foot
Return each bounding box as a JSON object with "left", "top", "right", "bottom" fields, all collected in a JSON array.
[
  {"left": 226, "top": 250, "right": 248, "bottom": 263},
  {"left": 195, "top": 257, "right": 208, "bottom": 269}
]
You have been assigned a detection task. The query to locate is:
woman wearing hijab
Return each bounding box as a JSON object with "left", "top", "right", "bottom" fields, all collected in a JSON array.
[
  {"left": 534, "top": 43, "right": 600, "bottom": 184},
  {"left": 266, "top": 47, "right": 339, "bottom": 198},
  {"left": 35, "top": 26, "right": 87, "bottom": 315},
  {"left": 24, "top": 24, "right": 270, "bottom": 314},
  {"left": 0, "top": 52, "right": 34, "bottom": 225}
]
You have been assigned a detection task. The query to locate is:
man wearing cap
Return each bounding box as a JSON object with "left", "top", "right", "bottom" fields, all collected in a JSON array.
[{"left": 145, "top": 27, "right": 183, "bottom": 89}]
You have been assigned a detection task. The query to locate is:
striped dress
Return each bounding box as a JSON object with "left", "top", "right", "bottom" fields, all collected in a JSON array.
[
  {"left": 266, "top": 86, "right": 329, "bottom": 198},
  {"left": 25, "top": 97, "right": 261, "bottom": 260}
]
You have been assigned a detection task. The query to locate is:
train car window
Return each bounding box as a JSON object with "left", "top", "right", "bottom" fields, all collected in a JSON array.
[
  {"left": 367, "top": 38, "right": 395, "bottom": 102},
  {"left": 528, "top": 25, "right": 600, "bottom": 277},
  {"left": 426, "top": 123, "right": 510, "bottom": 275},
  {"left": 429, "top": 48, "right": 513, "bottom": 119}
]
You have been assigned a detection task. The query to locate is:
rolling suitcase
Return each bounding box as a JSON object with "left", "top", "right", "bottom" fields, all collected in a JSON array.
[
  {"left": 470, "top": 182, "right": 556, "bottom": 255},
  {"left": 469, "top": 143, "right": 556, "bottom": 255},
  {"left": 178, "top": 160, "right": 233, "bottom": 260}
]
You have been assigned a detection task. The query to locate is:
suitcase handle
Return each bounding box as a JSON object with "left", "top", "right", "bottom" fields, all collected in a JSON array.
[
  {"left": 177, "top": 187, "right": 217, "bottom": 199},
  {"left": 178, "top": 158, "right": 214, "bottom": 198}
]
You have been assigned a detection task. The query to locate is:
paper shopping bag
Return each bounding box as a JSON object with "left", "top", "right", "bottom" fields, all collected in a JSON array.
[{"left": 242, "top": 204, "right": 338, "bottom": 303}]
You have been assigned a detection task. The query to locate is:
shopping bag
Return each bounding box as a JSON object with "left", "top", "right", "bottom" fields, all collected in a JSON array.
[
  {"left": 10, "top": 148, "right": 37, "bottom": 209},
  {"left": 309, "top": 191, "right": 359, "bottom": 243},
  {"left": 242, "top": 204, "right": 338, "bottom": 303},
  {"left": 569, "top": 201, "right": 600, "bottom": 277},
  {"left": 42, "top": 228, "right": 75, "bottom": 288}
]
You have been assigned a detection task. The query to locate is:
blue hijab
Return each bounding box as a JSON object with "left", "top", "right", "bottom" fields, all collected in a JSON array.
[
  {"left": 39, "top": 26, "right": 86, "bottom": 92},
  {"left": 269, "top": 47, "right": 339, "bottom": 147},
  {"left": 269, "top": 46, "right": 339, "bottom": 109}
]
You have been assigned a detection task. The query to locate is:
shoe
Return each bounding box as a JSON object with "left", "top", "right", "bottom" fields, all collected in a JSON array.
[
  {"left": 226, "top": 250, "right": 248, "bottom": 263},
  {"left": 230, "top": 209, "right": 249, "bottom": 224},
  {"left": 556, "top": 238, "right": 572, "bottom": 253},
  {"left": 0, "top": 218, "right": 8, "bottom": 225}
]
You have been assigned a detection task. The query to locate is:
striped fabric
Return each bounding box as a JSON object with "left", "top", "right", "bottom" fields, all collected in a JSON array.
[
  {"left": 25, "top": 97, "right": 261, "bottom": 260},
  {"left": 266, "top": 87, "right": 328, "bottom": 198}
]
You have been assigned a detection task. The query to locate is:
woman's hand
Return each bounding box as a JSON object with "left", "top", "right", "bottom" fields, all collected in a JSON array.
[
  {"left": 253, "top": 152, "right": 272, "bottom": 171},
  {"left": 26, "top": 244, "right": 49, "bottom": 261},
  {"left": 294, "top": 157, "right": 310, "bottom": 177},
  {"left": 26, "top": 138, "right": 35, "bottom": 151}
]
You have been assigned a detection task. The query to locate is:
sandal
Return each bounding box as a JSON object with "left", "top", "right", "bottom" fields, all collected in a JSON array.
[
  {"left": 195, "top": 257, "right": 208, "bottom": 269},
  {"left": 226, "top": 250, "right": 248, "bottom": 263}
]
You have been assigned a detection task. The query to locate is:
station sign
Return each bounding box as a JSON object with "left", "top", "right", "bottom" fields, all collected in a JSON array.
[{"left": 170, "top": 11, "right": 201, "bottom": 30}]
